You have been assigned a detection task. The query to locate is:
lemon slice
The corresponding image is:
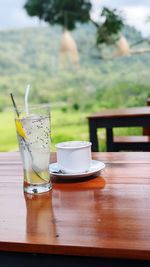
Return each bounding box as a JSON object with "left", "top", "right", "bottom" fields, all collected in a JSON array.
[{"left": 15, "top": 119, "right": 26, "bottom": 139}]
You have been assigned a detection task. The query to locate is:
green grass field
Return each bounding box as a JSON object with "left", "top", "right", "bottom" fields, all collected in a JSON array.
[
  {"left": 0, "top": 109, "right": 90, "bottom": 152},
  {"left": 0, "top": 111, "right": 18, "bottom": 151},
  {"left": 0, "top": 109, "right": 142, "bottom": 152}
]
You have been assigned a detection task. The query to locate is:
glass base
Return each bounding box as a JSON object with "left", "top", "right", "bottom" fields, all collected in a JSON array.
[{"left": 24, "top": 182, "right": 52, "bottom": 194}]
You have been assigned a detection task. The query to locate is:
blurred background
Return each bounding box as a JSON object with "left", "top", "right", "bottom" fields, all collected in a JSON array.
[{"left": 0, "top": 0, "right": 149, "bottom": 151}]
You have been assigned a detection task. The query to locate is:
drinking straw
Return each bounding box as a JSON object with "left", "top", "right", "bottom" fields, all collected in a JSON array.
[
  {"left": 25, "top": 84, "right": 30, "bottom": 115},
  {"left": 10, "top": 93, "right": 20, "bottom": 117}
]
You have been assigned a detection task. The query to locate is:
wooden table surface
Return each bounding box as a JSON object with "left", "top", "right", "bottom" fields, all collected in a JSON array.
[
  {"left": 87, "top": 106, "right": 150, "bottom": 118},
  {"left": 0, "top": 152, "right": 150, "bottom": 261}
]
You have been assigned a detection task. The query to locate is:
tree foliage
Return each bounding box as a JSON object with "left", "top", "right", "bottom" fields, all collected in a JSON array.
[
  {"left": 24, "top": 1, "right": 124, "bottom": 46},
  {"left": 24, "top": 0, "right": 92, "bottom": 30},
  {"left": 96, "top": 7, "right": 124, "bottom": 46}
]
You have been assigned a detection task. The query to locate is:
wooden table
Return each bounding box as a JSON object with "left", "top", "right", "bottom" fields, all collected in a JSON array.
[
  {"left": 0, "top": 152, "right": 150, "bottom": 266},
  {"left": 87, "top": 106, "right": 150, "bottom": 151}
]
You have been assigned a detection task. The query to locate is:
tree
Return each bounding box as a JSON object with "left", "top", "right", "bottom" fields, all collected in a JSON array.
[
  {"left": 24, "top": 0, "right": 92, "bottom": 30},
  {"left": 24, "top": 1, "right": 123, "bottom": 43},
  {"left": 24, "top": 0, "right": 93, "bottom": 65},
  {"left": 95, "top": 7, "right": 124, "bottom": 46},
  {"left": 24, "top": 1, "right": 125, "bottom": 61}
]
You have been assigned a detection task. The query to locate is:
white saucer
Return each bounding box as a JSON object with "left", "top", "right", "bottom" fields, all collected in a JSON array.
[{"left": 49, "top": 160, "right": 105, "bottom": 178}]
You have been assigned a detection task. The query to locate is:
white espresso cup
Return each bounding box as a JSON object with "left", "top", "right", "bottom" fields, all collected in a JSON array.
[{"left": 55, "top": 141, "right": 92, "bottom": 174}]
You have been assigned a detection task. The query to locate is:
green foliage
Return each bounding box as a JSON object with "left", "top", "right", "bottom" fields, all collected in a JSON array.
[
  {"left": 72, "top": 103, "right": 80, "bottom": 111},
  {"left": 0, "top": 25, "right": 149, "bottom": 111},
  {"left": 24, "top": 0, "right": 92, "bottom": 30},
  {"left": 24, "top": 1, "right": 124, "bottom": 47},
  {"left": 96, "top": 7, "right": 124, "bottom": 46}
]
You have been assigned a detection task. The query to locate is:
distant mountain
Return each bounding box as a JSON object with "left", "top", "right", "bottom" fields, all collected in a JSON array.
[{"left": 0, "top": 24, "right": 149, "bottom": 111}]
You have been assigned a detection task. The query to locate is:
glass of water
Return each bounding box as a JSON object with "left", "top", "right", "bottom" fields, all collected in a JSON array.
[{"left": 15, "top": 104, "right": 52, "bottom": 194}]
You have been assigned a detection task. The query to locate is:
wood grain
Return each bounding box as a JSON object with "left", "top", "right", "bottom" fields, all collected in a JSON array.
[
  {"left": 87, "top": 106, "right": 150, "bottom": 119},
  {"left": 0, "top": 152, "right": 150, "bottom": 260}
]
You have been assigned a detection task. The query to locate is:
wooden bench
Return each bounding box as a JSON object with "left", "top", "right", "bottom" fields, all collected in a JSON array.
[
  {"left": 113, "top": 99, "right": 150, "bottom": 151},
  {"left": 113, "top": 136, "right": 150, "bottom": 151},
  {"left": 88, "top": 104, "right": 150, "bottom": 152}
]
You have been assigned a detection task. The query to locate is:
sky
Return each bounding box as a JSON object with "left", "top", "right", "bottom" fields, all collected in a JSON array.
[{"left": 0, "top": 0, "right": 149, "bottom": 37}]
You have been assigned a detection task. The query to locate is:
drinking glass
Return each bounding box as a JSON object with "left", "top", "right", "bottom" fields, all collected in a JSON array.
[{"left": 15, "top": 104, "right": 52, "bottom": 194}]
